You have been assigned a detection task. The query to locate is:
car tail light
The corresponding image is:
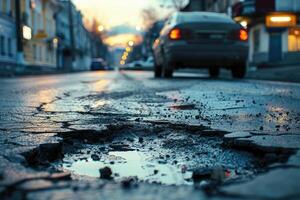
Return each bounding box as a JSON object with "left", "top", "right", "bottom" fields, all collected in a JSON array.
[
  {"left": 169, "top": 28, "right": 182, "bottom": 40},
  {"left": 239, "top": 29, "right": 248, "bottom": 41},
  {"left": 228, "top": 29, "right": 248, "bottom": 42}
]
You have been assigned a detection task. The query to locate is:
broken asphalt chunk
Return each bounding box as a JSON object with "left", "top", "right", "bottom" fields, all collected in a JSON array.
[{"left": 99, "top": 167, "right": 112, "bottom": 179}]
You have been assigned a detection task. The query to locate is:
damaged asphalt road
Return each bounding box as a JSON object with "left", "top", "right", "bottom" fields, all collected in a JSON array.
[{"left": 0, "top": 70, "right": 300, "bottom": 200}]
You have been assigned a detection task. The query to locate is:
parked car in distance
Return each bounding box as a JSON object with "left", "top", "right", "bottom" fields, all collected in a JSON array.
[
  {"left": 124, "top": 60, "right": 143, "bottom": 68},
  {"left": 90, "top": 58, "right": 108, "bottom": 71},
  {"left": 123, "top": 57, "right": 154, "bottom": 69},
  {"left": 152, "top": 12, "right": 249, "bottom": 78},
  {"left": 142, "top": 56, "right": 154, "bottom": 68}
]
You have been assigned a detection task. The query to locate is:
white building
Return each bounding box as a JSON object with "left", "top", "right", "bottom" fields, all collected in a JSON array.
[
  {"left": 22, "top": 0, "right": 59, "bottom": 68},
  {"left": 56, "top": 1, "right": 91, "bottom": 71},
  {"left": 55, "top": 1, "right": 71, "bottom": 69},
  {"left": 73, "top": 11, "right": 91, "bottom": 71},
  {"left": 0, "top": 0, "right": 17, "bottom": 69}
]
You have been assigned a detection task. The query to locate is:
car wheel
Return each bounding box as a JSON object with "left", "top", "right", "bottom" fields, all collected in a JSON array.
[
  {"left": 209, "top": 67, "right": 220, "bottom": 78},
  {"left": 163, "top": 59, "right": 173, "bottom": 78},
  {"left": 232, "top": 62, "right": 247, "bottom": 79},
  {"left": 154, "top": 65, "right": 162, "bottom": 78}
]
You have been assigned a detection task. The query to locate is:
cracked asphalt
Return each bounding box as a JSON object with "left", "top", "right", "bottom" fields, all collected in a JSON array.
[{"left": 0, "top": 70, "right": 300, "bottom": 200}]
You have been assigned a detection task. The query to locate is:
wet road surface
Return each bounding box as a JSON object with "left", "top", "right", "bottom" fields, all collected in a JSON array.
[{"left": 0, "top": 70, "right": 300, "bottom": 199}]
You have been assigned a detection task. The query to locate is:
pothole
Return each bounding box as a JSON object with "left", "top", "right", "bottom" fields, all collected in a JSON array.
[{"left": 52, "top": 123, "right": 265, "bottom": 187}]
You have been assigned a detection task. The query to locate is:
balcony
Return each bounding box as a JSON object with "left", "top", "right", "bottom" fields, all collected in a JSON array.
[
  {"left": 232, "top": 0, "right": 275, "bottom": 17},
  {"left": 233, "top": 0, "right": 300, "bottom": 18},
  {"left": 232, "top": 0, "right": 255, "bottom": 17}
]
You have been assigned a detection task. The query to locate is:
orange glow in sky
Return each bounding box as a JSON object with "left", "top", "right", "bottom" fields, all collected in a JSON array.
[
  {"left": 104, "top": 34, "right": 143, "bottom": 47},
  {"left": 72, "top": 0, "right": 179, "bottom": 47},
  {"left": 73, "top": 0, "right": 150, "bottom": 29},
  {"left": 72, "top": 0, "right": 179, "bottom": 29}
]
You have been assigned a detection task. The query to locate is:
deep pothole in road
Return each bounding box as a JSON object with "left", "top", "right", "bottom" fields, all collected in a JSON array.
[{"left": 48, "top": 123, "right": 271, "bottom": 187}]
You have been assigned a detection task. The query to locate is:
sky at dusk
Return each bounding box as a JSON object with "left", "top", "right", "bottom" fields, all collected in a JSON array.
[
  {"left": 72, "top": 0, "right": 182, "bottom": 29},
  {"left": 72, "top": 0, "right": 188, "bottom": 47}
]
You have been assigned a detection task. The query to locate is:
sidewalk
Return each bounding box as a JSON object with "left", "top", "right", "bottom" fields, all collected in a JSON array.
[
  {"left": 178, "top": 65, "right": 300, "bottom": 83},
  {"left": 247, "top": 65, "right": 300, "bottom": 83},
  {"left": 0, "top": 64, "right": 83, "bottom": 77}
]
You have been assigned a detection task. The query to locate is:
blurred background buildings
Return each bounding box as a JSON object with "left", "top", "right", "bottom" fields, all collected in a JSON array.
[
  {"left": 0, "top": 0, "right": 17, "bottom": 71},
  {"left": 1, "top": 0, "right": 300, "bottom": 74},
  {"left": 0, "top": 0, "right": 107, "bottom": 75}
]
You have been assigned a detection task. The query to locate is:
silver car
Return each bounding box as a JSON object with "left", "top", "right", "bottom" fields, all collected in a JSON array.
[{"left": 153, "top": 12, "right": 249, "bottom": 78}]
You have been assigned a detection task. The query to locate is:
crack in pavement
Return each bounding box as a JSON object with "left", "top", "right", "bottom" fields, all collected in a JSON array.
[{"left": 1, "top": 71, "right": 300, "bottom": 199}]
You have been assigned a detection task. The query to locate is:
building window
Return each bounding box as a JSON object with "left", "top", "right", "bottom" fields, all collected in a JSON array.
[
  {"left": 1, "top": 0, "right": 6, "bottom": 14},
  {"left": 49, "top": 50, "right": 51, "bottom": 63},
  {"left": 46, "top": 48, "right": 49, "bottom": 62},
  {"left": 38, "top": 13, "right": 43, "bottom": 30},
  {"left": 37, "top": 13, "right": 41, "bottom": 31},
  {"left": 0, "top": 35, "right": 5, "bottom": 56},
  {"left": 288, "top": 28, "right": 300, "bottom": 52},
  {"left": 31, "top": 10, "right": 36, "bottom": 34},
  {"left": 1, "top": 0, "right": 12, "bottom": 15},
  {"left": 253, "top": 29, "right": 260, "bottom": 53},
  {"left": 7, "top": 38, "right": 12, "bottom": 57},
  {"left": 41, "top": 46, "right": 44, "bottom": 62},
  {"left": 33, "top": 44, "right": 36, "bottom": 60},
  {"left": 39, "top": 46, "right": 42, "bottom": 61},
  {"left": 36, "top": 45, "right": 39, "bottom": 61}
]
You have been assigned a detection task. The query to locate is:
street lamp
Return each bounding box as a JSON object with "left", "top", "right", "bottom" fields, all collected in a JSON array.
[
  {"left": 240, "top": 20, "right": 248, "bottom": 28},
  {"left": 136, "top": 26, "right": 142, "bottom": 31},
  {"left": 98, "top": 25, "right": 104, "bottom": 32},
  {"left": 126, "top": 47, "right": 132, "bottom": 52},
  {"left": 128, "top": 40, "right": 134, "bottom": 47},
  {"left": 121, "top": 56, "right": 126, "bottom": 61},
  {"left": 22, "top": 25, "right": 32, "bottom": 40},
  {"left": 53, "top": 38, "right": 59, "bottom": 48}
]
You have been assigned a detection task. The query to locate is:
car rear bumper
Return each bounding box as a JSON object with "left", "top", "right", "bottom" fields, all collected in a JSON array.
[{"left": 164, "top": 42, "right": 249, "bottom": 67}]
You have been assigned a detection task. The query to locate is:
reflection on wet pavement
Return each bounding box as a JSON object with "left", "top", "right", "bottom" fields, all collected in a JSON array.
[
  {"left": 64, "top": 151, "right": 193, "bottom": 185},
  {"left": 1, "top": 71, "right": 300, "bottom": 199}
]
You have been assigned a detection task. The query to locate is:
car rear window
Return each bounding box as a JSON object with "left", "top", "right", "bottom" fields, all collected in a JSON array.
[{"left": 178, "top": 12, "right": 233, "bottom": 24}]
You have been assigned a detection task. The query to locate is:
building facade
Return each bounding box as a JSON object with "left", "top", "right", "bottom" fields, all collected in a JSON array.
[
  {"left": 0, "top": 0, "right": 107, "bottom": 74},
  {"left": 72, "top": 9, "right": 92, "bottom": 71},
  {"left": 56, "top": 1, "right": 93, "bottom": 71},
  {"left": 55, "top": 1, "right": 72, "bottom": 70},
  {"left": 232, "top": 0, "right": 300, "bottom": 66},
  {"left": 20, "top": 0, "right": 58, "bottom": 68},
  {"left": 0, "top": 0, "right": 17, "bottom": 69}
]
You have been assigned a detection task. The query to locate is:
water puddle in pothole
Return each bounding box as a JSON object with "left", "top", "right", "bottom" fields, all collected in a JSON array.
[{"left": 63, "top": 151, "right": 193, "bottom": 185}]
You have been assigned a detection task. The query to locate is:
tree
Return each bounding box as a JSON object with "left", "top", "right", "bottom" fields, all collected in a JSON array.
[
  {"left": 141, "top": 7, "right": 159, "bottom": 28},
  {"left": 171, "top": 0, "right": 189, "bottom": 10}
]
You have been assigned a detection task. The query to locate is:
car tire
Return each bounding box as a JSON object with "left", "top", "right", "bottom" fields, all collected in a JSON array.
[
  {"left": 232, "top": 62, "right": 247, "bottom": 79},
  {"left": 163, "top": 59, "right": 173, "bottom": 78},
  {"left": 209, "top": 67, "right": 220, "bottom": 78},
  {"left": 154, "top": 65, "right": 162, "bottom": 78}
]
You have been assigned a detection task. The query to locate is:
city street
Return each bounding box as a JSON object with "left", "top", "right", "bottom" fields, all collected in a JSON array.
[{"left": 0, "top": 70, "right": 300, "bottom": 199}]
